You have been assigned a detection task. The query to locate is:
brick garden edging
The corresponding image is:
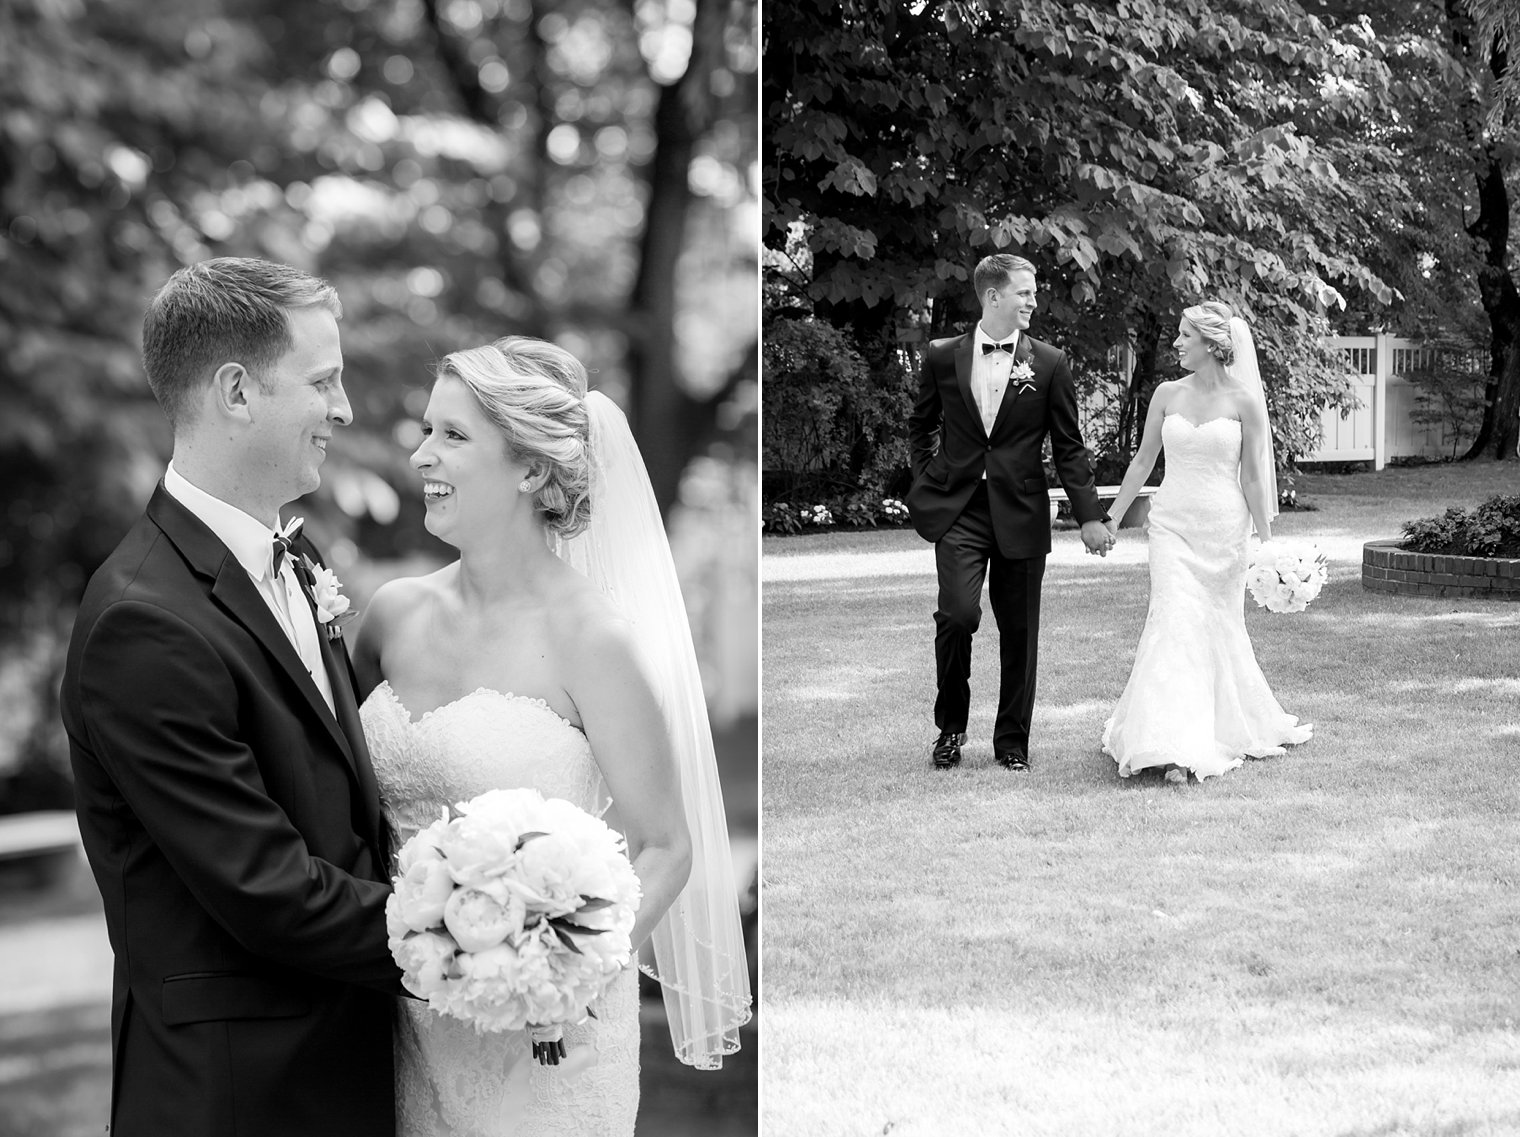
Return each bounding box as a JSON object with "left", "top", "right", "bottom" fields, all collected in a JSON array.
[{"left": 1362, "top": 539, "right": 1520, "bottom": 600}]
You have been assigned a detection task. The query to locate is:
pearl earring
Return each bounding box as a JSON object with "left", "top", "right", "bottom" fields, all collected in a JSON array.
[{"left": 518, "top": 480, "right": 531, "bottom": 493}]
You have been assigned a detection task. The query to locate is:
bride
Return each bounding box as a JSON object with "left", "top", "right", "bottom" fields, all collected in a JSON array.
[
  {"left": 1101, "top": 302, "right": 1312, "bottom": 783},
  {"left": 353, "top": 336, "right": 751, "bottom": 1135}
]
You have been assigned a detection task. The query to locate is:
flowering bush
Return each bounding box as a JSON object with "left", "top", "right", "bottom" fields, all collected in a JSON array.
[
  {"left": 762, "top": 495, "right": 915, "bottom": 534},
  {"left": 762, "top": 501, "right": 802, "bottom": 535}
]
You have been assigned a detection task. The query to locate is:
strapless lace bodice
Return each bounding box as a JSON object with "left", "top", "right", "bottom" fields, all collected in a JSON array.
[
  {"left": 360, "top": 681, "right": 637, "bottom": 1137},
  {"left": 1149, "top": 415, "right": 1250, "bottom": 543},
  {"left": 363, "top": 681, "right": 607, "bottom": 838}
]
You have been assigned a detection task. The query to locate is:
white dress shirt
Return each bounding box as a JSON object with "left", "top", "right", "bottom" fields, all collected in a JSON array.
[
  {"left": 972, "top": 324, "right": 1019, "bottom": 436},
  {"left": 972, "top": 325, "right": 1020, "bottom": 478},
  {"left": 163, "top": 463, "right": 336, "bottom": 715}
]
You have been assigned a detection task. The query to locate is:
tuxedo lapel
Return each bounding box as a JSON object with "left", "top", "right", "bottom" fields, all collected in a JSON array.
[
  {"left": 320, "top": 631, "right": 384, "bottom": 855},
  {"left": 146, "top": 486, "right": 356, "bottom": 768},
  {"left": 989, "top": 334, "right": 1038, "bottom": 439},
  {"left": 294, "top": 561, "right": 385, "bottom": 854},
  {"left": 952, "top": 335, "right": 982, "bottom": 438},
  {"left": 211, "top": 566, "right": 358, "bottom": 766}
]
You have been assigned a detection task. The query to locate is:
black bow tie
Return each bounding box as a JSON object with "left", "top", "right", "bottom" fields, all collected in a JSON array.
[
  {"left": 982, "top": 340, "right": 1016, "bottom": 355},
  {"left": 271, "top": 519, "right": 304, "bottom": 574}
]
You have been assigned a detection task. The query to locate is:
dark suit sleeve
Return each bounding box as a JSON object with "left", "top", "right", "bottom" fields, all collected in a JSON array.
[
  {"left": 76, "top": 598, "right": 400, "bottom": 991},
  {"left": 1046, "top": 350, "right": 1107, "bottom": 525},
  {"left": 908, "top": 344, "right": 942, "bottom": 480}
]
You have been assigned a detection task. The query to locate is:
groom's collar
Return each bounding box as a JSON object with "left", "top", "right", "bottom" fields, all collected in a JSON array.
[{"left": 164, "top": 463, "right": 287, "bottom": 583}]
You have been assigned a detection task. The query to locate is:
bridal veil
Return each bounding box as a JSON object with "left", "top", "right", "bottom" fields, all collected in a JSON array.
[{"left": 554, "top": 390, "right": 753, "bottom": 1069}]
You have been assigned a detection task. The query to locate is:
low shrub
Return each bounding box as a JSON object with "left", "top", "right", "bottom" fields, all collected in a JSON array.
[
  {"left": 762, "top": 495, "right": 913, "bottom": 535},
  {"left": 1402, "top": 494, "right": 1520, "bottom": 558}
]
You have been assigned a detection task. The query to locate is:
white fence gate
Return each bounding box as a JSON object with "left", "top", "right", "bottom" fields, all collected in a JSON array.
[{"left": 1307, "top": 334, "right": 1468, "bottom": 468}]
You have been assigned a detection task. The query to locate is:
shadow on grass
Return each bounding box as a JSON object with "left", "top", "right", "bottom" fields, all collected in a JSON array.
[{"left": 762, "top": 464, "right": 1520, "bottom": 1136}]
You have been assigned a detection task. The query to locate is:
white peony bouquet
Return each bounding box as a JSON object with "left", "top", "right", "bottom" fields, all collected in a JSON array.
[
  {"left": 387, "top": 788, "right": 642, "bottom": 1043},
  {"left": 1246, "top": 541, "right": 1330, "bottom": 614}
]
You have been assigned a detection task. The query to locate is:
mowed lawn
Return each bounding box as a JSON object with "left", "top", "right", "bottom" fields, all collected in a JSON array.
[{"left": 761, "top": 462, "right": 1520, "bottom": 1137}]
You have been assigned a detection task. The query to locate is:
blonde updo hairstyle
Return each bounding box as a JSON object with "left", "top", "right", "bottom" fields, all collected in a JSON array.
[
  {"left": 435, "top": 336, "right": 594, "bottom": 539},
  {"left": 1182, "top": 301, "right": 1236, "bottom": 367}
]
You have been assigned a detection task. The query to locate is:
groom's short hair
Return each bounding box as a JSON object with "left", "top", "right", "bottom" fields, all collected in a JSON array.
[
  {"left": 142, "top": 257, "right": 342, "bottom": 428},
  {"left": 973, "top": 254, "right": 1037, "bottom": 301}
]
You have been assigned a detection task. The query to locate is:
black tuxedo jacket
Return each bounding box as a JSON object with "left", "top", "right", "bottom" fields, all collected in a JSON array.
[
  {"left": 906, "top": 330, "right": 1105, "bottom": 558},
  {"left": 60, "top": 483, "right": 400, "bottom": 1137}
]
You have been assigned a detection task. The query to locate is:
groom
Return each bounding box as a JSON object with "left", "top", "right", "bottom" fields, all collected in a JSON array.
[
  {"left": 60, "top": 259, "right": 401, "bottom": 1137},
  {"left": 907, "top": 253, "right": 1114, "bottom": 771}
]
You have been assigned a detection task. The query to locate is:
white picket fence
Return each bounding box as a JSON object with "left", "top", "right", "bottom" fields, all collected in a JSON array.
[
  {"left": 1080, "top": 335, "right": 1475, "bottom": 470},
  {"left": 1306, "top": 334, "right": 1471, "bottom": 468}
]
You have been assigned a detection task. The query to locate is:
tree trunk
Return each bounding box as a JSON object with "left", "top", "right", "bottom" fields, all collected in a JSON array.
[
  {"left": 1459, "top": 169, "right": 1520, "bottom": 461},
  {"left": 625, "top": 0, "right": 735, "bottom": 515},
  {"left": 422, "top": 0, "right": 546, "bottom": 330},
  {"left": 1447, "top": 0, "right": 1520, "bottom": 460},
  {"left": 1117, "top": 315, "right": 1162, "bottom": 459},
  {"left": 1484, "top": 337, "right": 1520, "bottom": 458}
]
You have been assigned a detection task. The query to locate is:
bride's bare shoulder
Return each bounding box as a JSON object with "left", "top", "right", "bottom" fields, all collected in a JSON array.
[
  {"left": 1151, "top": 379, "right": 1184, "bottom": 407},
  {"left": 364, "top": 565, "right": 456, "bottom": 635},
  {"left": 373, "top": 564, "right": 453, "bottom": 607},
  {"left": 552, "top": 571, "right": 641, "bottom": 667}
]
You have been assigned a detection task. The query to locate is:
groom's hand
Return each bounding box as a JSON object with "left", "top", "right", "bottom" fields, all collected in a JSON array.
[{"left": 1081, "top": 520, "right": 1115, "bottom": 557}]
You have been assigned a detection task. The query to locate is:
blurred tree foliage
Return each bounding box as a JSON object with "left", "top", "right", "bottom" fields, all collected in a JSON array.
[{"left": 0, "top": 0, "right": 758, "bottom": 801}]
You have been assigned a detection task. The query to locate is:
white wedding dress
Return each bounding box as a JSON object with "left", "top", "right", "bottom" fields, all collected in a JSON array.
[
  {"left": 1103, "top": 415, "right": 1313, "bottom": 779},
  {"left": 361, "top": 680, "right": 640, "bottom": 1137}
]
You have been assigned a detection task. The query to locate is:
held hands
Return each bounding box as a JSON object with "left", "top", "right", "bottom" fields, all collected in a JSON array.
[{"left": 1081, "top": 519, "right": 1117, "bottom": 557}]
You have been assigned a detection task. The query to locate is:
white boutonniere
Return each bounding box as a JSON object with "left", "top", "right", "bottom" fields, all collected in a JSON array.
[
  {"left": 302, "top": 556, "right": 356, "bottom": 640},
  {"left": 1009, "top": 359, "right": 1037, "bottom": 396}
]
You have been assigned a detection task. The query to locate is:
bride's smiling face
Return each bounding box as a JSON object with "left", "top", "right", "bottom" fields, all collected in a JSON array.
[
  {"left": 1174, "top": 318, "right": 1213, "bottom": 372},
  {"left": 410, "top": 375, "right": 531, "bottom": 544}
]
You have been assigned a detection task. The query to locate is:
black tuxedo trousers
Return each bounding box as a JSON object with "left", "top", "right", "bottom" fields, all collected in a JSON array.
[
  {"left": 933, "top": 482, "right": 1046, "bottom": 752},
  {"left": 907, "top": 331, "right": 1103, "bottom": 757}
]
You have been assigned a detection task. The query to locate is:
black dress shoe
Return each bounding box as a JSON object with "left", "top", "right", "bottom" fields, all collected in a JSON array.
[
  {"left": 931, "top": 730, "right": 965, "bottom": 768},
  {"left": 995, "top": 749, "right": 1030, "bottom": 771}
]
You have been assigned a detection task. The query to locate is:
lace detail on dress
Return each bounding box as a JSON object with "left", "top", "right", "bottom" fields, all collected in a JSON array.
[
  {"left": 362, "top": 681, "right": 638, "bottom": 1137},
  {"left": 1102, "top": 416, "right": 1312, "bottom": 779}
]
